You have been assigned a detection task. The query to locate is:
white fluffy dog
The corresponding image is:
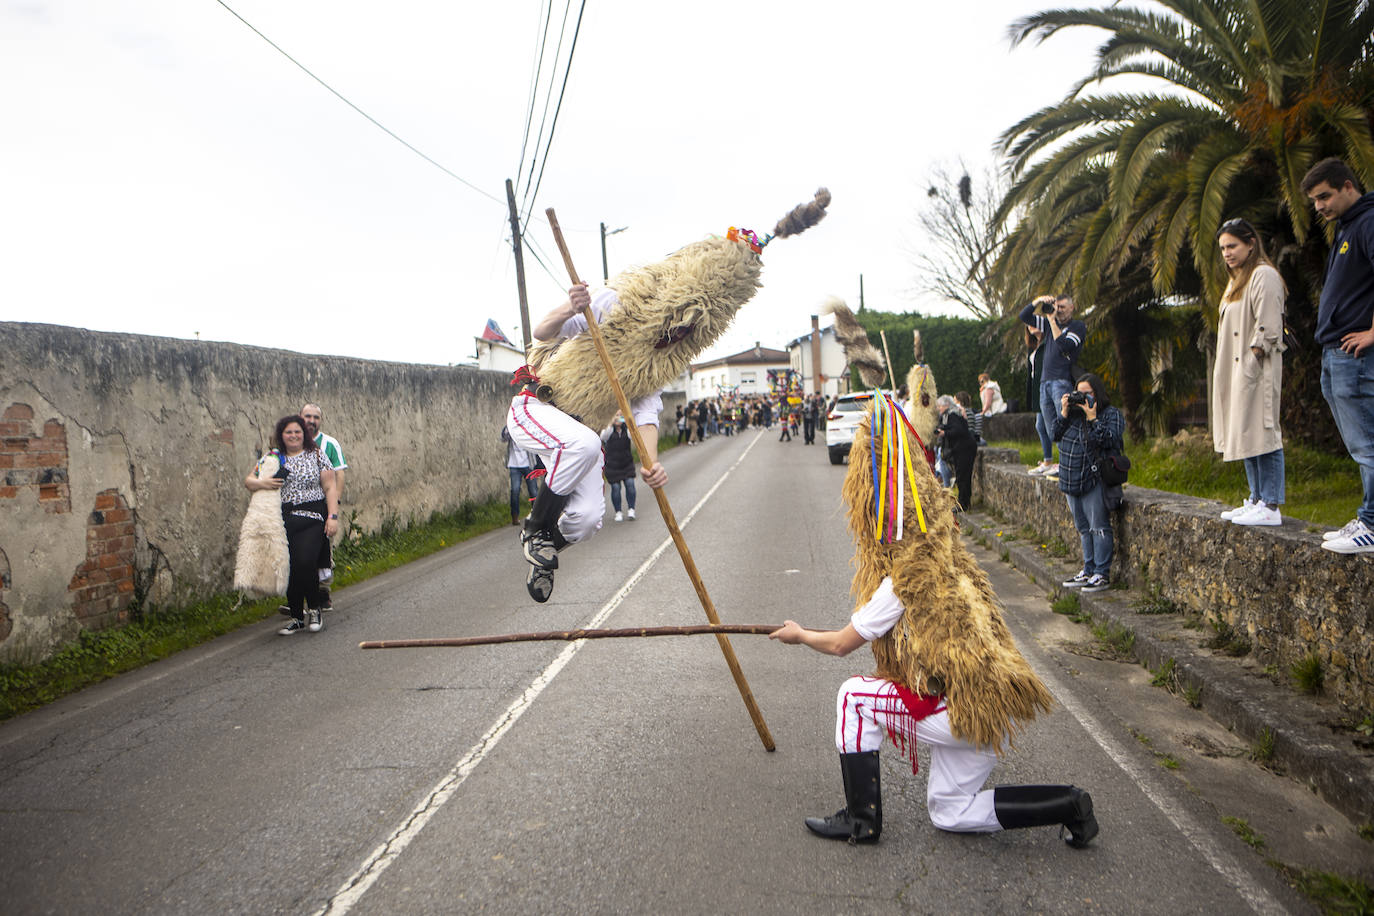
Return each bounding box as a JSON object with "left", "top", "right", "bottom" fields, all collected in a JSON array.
[{"left": 234, "top": 452, "right": 289, "bottom": 597}]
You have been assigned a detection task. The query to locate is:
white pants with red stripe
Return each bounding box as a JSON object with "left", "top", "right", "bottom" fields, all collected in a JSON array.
[
  {"left": 506, "top": 393, "right": 605, "bottom": 544},
  {"left": 835, "top": 675, "right": 1001, "bottom": 833}
]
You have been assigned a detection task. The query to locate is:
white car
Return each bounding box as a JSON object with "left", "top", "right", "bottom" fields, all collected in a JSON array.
[{"left": 826, "top": 390, "right": 892, "bottom": 465}]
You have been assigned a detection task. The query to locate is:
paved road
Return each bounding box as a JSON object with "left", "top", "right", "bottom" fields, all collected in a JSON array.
[{"left": 0, "top": 429, "right": 1308, "bottom": 914}]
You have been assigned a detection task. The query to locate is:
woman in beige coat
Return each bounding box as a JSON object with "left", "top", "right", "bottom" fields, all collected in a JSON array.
[{"left": 1213, "top": 218, "right": 1286, "bottom": 526}]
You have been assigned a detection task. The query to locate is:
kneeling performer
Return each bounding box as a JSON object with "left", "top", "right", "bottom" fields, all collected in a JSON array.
[{"left": 770, "top": 387, "right": 1098, "bottom": 847}]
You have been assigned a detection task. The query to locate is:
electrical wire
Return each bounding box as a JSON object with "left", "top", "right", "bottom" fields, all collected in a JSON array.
[
  {"left": 519, "top": 0, "right": 574, "bottom": 208},
  {"left": 514, "top": 0, "right": 554, "bottom": 190},
  {"left": 520, "top": 0, "right": 587, "bottom": 226},
  {"left": 213, "top": 0, "right": 503, "bottom": 207}
]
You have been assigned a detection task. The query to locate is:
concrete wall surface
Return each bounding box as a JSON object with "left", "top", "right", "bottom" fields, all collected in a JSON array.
[
  {"left": 0, "top": 322, "right": 533, "bottom": 663},
  {"left": 973, "top": 447, "right": 1373, "bottom": 717}
]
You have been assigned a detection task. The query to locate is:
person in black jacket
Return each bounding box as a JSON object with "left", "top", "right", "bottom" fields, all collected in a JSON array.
[
  {"left": 601, "top": 416, "right": 638, "bottom": 522},
  {"left": 935, "top": 396, "right": 978, "bottom": 511}
]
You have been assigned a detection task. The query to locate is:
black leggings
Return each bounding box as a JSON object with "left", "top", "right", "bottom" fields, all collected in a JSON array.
[{"left": 283, "top": 501, "right": 326, "bottom": 615}]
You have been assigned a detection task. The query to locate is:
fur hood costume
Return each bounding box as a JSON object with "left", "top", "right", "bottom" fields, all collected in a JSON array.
[
  {"left": 234, "top": 451, "right": 290, "bottom": 597},
  {"left": 841, "top": 382, "right": 1053, "bottom": 752},
  {"left": 525, "top": 189, "right": 830, "bottom": 430}
]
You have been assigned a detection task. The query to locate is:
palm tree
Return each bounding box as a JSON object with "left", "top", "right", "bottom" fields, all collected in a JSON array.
[{"left": 996, "top": 0, "right": 1374, "bottom": 311}]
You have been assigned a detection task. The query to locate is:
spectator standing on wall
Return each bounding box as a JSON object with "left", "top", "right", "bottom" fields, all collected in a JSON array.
[
  {"left": 1303, "top": 157, "right": 1374, "bottom": 555},
  {"left": 1212, "top": 218, "right": 1288, "bottom": 527},
  {"left": 1020, "top": 295, "right": 1088, "bottom": 478},
  {"left": 300, "top": 403, "right": 345, "bottom": 611},
  {"left": 1053, "top": 374, "right": 1124, "bottom": 594}
]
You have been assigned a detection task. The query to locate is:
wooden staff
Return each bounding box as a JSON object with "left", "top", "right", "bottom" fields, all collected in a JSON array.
[
  {"left": 879, "top": 329, "right": 896, "bottom": 389},
  {"left": 543, "top": 207, "right": 776, "bottom": 752},
  {"left": 361, "top": 624, "right": 780, "bottom": 650}
]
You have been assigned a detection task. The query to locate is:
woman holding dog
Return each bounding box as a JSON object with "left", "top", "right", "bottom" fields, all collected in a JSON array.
[
  {"left": 245, "top": 415, "right": 339, "bottom": 634},
  {"left": 1212, "top": 218, "right": 1287, "bottom": 527}
]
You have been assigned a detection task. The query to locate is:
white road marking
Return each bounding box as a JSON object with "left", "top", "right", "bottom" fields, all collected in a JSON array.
[
  {"left": 318, "top": 431, "right": 767, "bottom": 915},
  {"left": 1025, "top": 639, "right": 1290, "bottom": 916}
]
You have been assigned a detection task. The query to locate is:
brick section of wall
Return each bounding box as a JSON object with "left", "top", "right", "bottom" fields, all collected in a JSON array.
[
  {"left": 972, "top": 448, "right": 1374, "bottom": 716},
  {"left": 0, "top": 403, "right": 71, "bottom": 513},
  {"left": 67, "top": 489, "right": 137, "bottom": 629}
]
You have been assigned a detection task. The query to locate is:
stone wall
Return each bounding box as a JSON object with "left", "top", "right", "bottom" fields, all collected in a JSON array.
[
  {"left": 973, "top": 447, "right": 1374, "bottom": 716},
  {"left": 1, "top": 323, "right": 542, "bottom": 663}
]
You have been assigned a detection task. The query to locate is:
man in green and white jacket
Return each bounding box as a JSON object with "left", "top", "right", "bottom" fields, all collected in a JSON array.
[{"left": 301, "top": 403, "right": 347, "bottom": 607}]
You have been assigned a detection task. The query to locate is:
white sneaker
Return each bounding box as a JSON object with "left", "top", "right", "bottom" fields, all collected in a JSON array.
[
  {"left": 1028, "top": 462, "right": 1050, "bottom": 476},
  {"left": 1323, "top": 518, "right": 1361, "bottom": 541},
  {"left": 1321, "top": 519, "right": 1374, "bottom": 554},
  {"left": 614, "top": 511, "right": 624, "bottom": 522},
  {"left": 1220, "top": 499, "right": 1255, "bottom": 521},
  {"left": 627, "top": 508, "right": 636, "bottom": 520},
  {"left": 1081, "top": 574, "right": 1110, "bottom": 593},
  {"left": 1232, "top": 504, "right": 1282, "bottom": 526}
]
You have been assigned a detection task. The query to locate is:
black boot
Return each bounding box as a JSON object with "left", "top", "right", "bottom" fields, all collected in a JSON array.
[
  {"left": 805, "top": 751, "right": 882, "bottom": 844},
  {"left": 993, "top": 784, "right": 1098, "bottom": 848},
  {"left": 521, "top": 483, "right": 570, "bottom": 569}
]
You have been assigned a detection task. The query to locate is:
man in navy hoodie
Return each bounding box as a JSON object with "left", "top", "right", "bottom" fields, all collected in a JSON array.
[
  {"left": 1020, "top": 295, "right": 1087, "bottom": 477},
  {"left": 1303, "top": 157, "right": 1374, "bottom": 555}
]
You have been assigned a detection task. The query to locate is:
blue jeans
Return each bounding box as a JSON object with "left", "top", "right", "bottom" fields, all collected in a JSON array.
[
  {"left": 1034, "top": 409, "right": 1053, "bottom": 463},
  {"left": 609, "top": 478, "right": 636, "bottom": 512},
  {"left": 1039, "top": 378, "right": 1072, "bottom": 461},
  {"left": 1321, "top": 347, "right": 1374, "bottom": 527},
  {"left": 509, "top": 467, "right": 537, "bottom": 517},
  {"left": 1065, "top": 480, "right": 1113, "bottom": 578},
  {"left": 1241, "top": 448, "right": 1285, "bottom": 506}
]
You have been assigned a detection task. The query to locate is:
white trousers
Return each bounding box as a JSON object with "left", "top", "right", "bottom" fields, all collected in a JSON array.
[
  {"left": 835, "top": 675, "right": 1001, "bottom": 833},
  {"left": 506, "top": 393, "right": 604, "bottom": 544}
]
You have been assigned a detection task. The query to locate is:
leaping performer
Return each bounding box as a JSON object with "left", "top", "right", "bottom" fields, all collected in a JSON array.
[
  {"left": 507, "top": 190, "right": 831, "bottom": 603},
  {"left": 769, "top": 359, "right": 1100, "bottom": 847}
]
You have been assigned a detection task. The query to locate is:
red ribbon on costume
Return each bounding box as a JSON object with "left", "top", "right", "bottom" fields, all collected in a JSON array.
[
  {"left": 511, "top": 365, "right": 540, "bottom": 387},
  {"left": 886, "top": 684, "right": 946, "bottom": 773}
]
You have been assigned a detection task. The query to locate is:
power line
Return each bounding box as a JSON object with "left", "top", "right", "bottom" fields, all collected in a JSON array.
[
  {"left": 213, "top": 0, "right": 503, "bottom": 207},
  {"left": 520, "top": 0, "right": 574, "bottom": 211},
  {"left": 520, "top": 0, "right": 588, "bottom": 226},
  {"left": 514, "top": 0, "right": 554, "bottom": 190}
]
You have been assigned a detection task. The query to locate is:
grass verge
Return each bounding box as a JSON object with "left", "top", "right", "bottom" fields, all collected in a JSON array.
[
  {"left": 0, "top": 499, "right": 509, "bottom": 722},
  {"left": 987, "top": 432, "right": 1360, "bottom": 527}
]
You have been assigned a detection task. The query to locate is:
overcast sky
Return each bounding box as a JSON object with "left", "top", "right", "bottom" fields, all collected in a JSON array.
[{"left": 1, "top": 0, "right": 1108, "bottom": 367}]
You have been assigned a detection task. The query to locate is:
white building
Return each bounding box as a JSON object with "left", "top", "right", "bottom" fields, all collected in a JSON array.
[
  {"left": 474, "top": 337, "right": 527, "bottom": 374},
  {"left": 785, "top": 319, "right": 851, "bottom": 398},
  {"left": 688, "top": 343, "right": 790, "bottom": 400}
]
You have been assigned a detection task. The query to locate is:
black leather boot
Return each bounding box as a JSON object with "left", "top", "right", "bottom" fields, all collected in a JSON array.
[
  {"left": 993, "top": 784, "right": 1098, "bottom": 848},
  {"left": 805, "top": 751, "right": 882, "bottom": 844},
  {"left": 521, "top": 483, "right": 570, "bottom": 569}
]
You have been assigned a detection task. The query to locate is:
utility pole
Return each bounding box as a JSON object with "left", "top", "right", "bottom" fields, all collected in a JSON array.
[
  {"left": 506, "top": 179, "right": 532, "bottom": 351},
  {"left": 859, "top": 273, "right": 865, "bottom": 311},
  {"left": 600, "top": 222, "right": 628, "bottom": 281}
]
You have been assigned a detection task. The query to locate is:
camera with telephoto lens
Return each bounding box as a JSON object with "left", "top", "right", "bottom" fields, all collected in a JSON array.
[
  {"left": 1036, "top": 298, "right": 1056, "bottom": 315},
  {"left": 1066, "top": 390, "right": 1094, "bottom": 419}
]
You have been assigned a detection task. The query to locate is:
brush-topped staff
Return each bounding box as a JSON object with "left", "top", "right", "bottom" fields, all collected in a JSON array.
[
  {"left": 543, "top": 207, "right": 776, "bottom": 753},
  {"left": 361, "top": 624, "right": 780, "bottom": 650}
]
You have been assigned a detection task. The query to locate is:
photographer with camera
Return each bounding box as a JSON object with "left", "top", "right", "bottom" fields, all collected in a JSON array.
[
  {"left": 1020, "top": 295, "right": 1086, "bottom": 477},
  {"left": 1053, "top": 374, "right": 1124, "bottom": 593}
]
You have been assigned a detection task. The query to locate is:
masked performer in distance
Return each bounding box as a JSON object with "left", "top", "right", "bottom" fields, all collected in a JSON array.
[
  {"left": 507, "top": 190, "right": 830, "bottom": 603},
  {"left": 770, "top": 368, "right": 1099, "bottom": 848}
]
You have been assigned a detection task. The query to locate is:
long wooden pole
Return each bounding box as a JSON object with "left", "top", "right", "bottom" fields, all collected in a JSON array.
[
  {"left": 361, "top": 624, "right": 780, "bottom": 650},
  {"left": 879, "top": 329, "right": 896, "bottom": 389},
  {"left": 543, "top": 207, "right": 776, "bottom": 752}
]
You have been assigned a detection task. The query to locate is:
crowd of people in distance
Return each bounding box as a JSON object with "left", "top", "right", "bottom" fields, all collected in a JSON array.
[{"left": 674, "top": 392, "right": 830, "bottom": 446}]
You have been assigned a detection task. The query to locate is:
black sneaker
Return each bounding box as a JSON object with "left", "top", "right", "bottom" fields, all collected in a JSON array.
[
  {"left": 278, "top": 617, "right": 307, "bottom": 635},
  {"left": 307, "top": 608, "right": 323, "bottom": 632},
  {"left": 1081, "top": 575, "right": 1110, "bottom": 593},
  {"left": 526, "top": 564, "right": 554, "bottom": 603},
  {"left": 521, "top": 530, "right": 559, "bottom": 569}
]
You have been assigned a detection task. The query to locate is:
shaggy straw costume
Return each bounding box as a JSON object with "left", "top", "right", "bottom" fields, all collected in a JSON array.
[
  {"left": 793, "top": 373, "right": 1097, "bottom": 847},
  {"left": 510, "top": 190, "right": 830, "bottom": 602},
  {"left": 233, "top": 452, "right": 289, "bottom": 597},
  {"left": 527, "top": 189, "right": 831, "bottom": 431}
]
